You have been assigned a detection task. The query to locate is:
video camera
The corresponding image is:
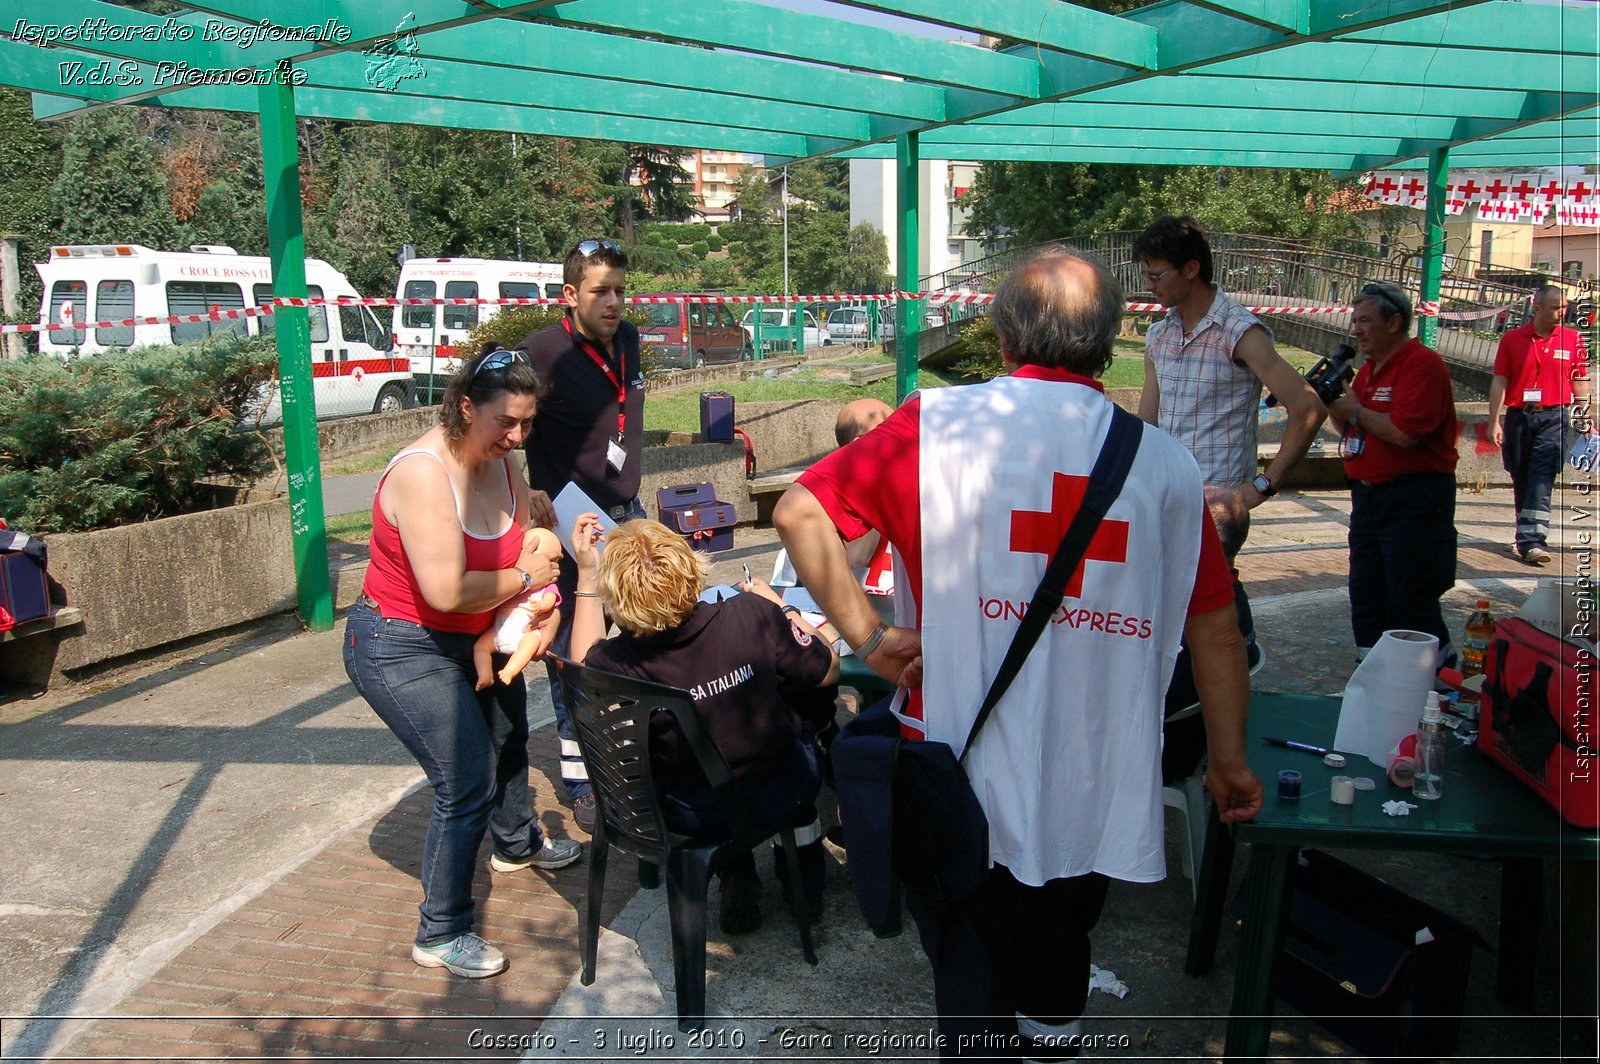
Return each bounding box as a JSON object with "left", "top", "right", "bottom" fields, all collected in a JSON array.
[{"left": 1264, "top": 342, "right": 1357, "bottom": 408}]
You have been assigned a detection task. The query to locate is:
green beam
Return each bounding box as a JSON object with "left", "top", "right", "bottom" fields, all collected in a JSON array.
[
  {"left": 258, "top": 78, "right": 331, "bottom": 633},
  {"left": 541, "top": 0, "right": 1041, "bottom": 98},
  {"left": 896, "top": 131, "right": 919, "bottom": 403},
  {"left": 922, "top": 126, "right": 1422, "bottom": 156},
  {"left": 31, "top": 80, "right": 828, "bottom": 156},
  {"left": 833, "top": 1, "right": 1157, "bottom": 69},
  {"left": 1305, "top": 0, "right": 1494, "bottom": 37},
  {"left": 968, "top": 106, "right": 1489, "bottom": 141},
  {"left": 839, "top": 143, "right": 1402, "bottom": 170},
  {"left": 288, "top": 51, "right": 879, "bottom": 140},
  {"left": 1419, "top": 147, "right": 1448, "bottom": 349},
  {"left": 1184, "top": 1, "right": 1310, "bottom": 34},
  {"left": 1203, "top": 43, "right": 1598, "bottom": 94},
  {"left": 1341, "top": 1, "right": 1597, "bottom": 51},
  {"left": 1070, "top": 79, "right": 1589, "bottom": 123}
]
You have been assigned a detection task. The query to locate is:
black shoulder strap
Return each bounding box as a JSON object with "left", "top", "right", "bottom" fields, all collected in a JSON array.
[{"left": 959, "top": 405, "right": 1143, "bottom": 761}]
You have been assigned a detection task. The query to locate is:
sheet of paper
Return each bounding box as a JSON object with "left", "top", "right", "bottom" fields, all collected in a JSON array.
[
  {"left": 550, "top": 482, "right": 617, "bottom": 559},
  {"left": 699, "top": 584, "right": 742, "bottom": 604}
]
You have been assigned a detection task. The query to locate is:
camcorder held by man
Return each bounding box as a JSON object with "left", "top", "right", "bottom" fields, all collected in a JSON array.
[{"left": 1265, "top": 343, "right": 1357, "bottom": 408}]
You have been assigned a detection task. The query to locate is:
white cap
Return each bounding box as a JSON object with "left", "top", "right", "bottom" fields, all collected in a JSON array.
[{"left": 1422, "top": 690, "right": 1443, "bottom": 723}]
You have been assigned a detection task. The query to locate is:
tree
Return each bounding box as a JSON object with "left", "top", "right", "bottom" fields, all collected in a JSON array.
[
  {"left": 835, "top": 222, "right": 893, "bottom": 293},
  {"left": 0, "top": 89, "right": 64, "bottom": 331},
  {"left": 599, "top": 145, "right": 697, "bottom": 244},
  {"left": 50, "top": 108, "right": 177, "bottom": 249}
]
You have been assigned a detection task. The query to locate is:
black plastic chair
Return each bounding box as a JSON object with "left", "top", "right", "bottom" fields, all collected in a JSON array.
[{"left": 553, "top": 657, "right": 818, "bottom": 1031}]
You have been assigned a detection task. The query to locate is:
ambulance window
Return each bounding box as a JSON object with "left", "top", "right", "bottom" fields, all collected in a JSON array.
[
  {"left": 499, "top": 282, "right": 540, "bottom": 304},
  {"left": 48, "top": 281, "right": 87, "bottom": 346},
  {"left": 443, "top": 281, "right": 478, "bottom": 330},
  {"left": 402, "top": 280, "right": 436, "bottom": 329},
  {"left": 167, "top": 281, "right": 244, "bottom": 343},
  {"left": 251, "top": 283, "right": 327, "bottom": 342},
  {"left": 545, "top": 283, "right": 563, "bottom": 300},
  {"left": 96, "top": 280, "right": 134, "bottom": 347},
  {"left": 340, "top": 306, "right": 366, "bottom": 345}
]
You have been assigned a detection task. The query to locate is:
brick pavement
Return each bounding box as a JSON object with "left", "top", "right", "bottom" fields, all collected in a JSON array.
[{"left": 50, "top": 733, "right": 614, "bottom": 1063}]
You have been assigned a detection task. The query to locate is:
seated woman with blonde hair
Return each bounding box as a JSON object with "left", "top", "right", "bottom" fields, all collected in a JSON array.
[{"left": 568, "top": 516, "right": 839, "bottom": 933}]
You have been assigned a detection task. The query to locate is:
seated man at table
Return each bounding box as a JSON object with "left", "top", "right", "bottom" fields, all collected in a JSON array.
[
  {"left": 567, "top": 516, "right": 840, "bottom": 934},
  {"left": 1163, "top": 484, "right": 1260, "bottom": 783}
]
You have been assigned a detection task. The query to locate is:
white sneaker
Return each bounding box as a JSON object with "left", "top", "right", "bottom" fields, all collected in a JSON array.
[{"left": 410, "top": 932, "right": 505, "bottom": 978}]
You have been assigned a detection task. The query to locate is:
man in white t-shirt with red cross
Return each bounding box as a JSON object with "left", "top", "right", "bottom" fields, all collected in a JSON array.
[{"left": 776, "top": 249, "right": 1262, "bottom": 1062}]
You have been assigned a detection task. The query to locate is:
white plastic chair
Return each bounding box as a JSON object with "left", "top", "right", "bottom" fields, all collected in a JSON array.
[{"left": 1164, "top": 645, "right": 1266, "bottom": 901}]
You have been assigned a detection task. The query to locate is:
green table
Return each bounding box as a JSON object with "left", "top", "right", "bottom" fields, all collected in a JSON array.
[
  {"left": 1186, "top": 692, "right": 1600, "bottom": 1059},
  {"left": 822, "top": 594, "right": 897, "bottom": 699}
]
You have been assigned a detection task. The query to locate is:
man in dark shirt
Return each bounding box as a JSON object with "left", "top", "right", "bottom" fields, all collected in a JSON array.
[{"left": 516, "top": 240, "right": 646, "bottom": 829}]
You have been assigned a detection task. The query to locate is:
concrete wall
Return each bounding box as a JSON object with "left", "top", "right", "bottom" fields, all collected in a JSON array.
[
  {"left": 46, "top": 497, "right": 296, "bottom": 673},
  {"left": 640, "top": 441, "right": 750, "bottom": 524},
  {"left": 261, "top": 408, "right": 437, "bottom": 463}
]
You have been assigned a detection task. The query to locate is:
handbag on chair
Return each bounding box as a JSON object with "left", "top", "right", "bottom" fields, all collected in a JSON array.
[{"left": 832, "top": 406, "right": 1143, "bottom": 926}]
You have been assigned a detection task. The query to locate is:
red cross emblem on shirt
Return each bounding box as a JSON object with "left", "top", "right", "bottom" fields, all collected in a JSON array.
[{"left": 1009, "top": 472, "right": 1130, "bottom": 598}]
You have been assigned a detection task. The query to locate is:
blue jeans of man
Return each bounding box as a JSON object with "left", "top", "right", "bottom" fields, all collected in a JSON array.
[
  {"left": 1502, "top": 405, "right": 1568, "bottom": 556},
  {"left": 1348, "top": 472, "right": 1458, "bottom": 663},
  {"left": 344, "top": 599, "right": 545, "bottom": 946},
  {"left": 544, "top": 497, "right": 647, "bottom": 802}
]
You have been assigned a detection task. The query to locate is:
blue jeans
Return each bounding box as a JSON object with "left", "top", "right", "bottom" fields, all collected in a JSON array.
[
  {"left": 545, "top": 496, "right": 648, "bottom": 801},
  {"left": 343, "top": 599, "right": 544, "bottom": 946}
]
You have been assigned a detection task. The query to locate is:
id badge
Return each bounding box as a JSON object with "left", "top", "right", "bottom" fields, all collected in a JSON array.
[
  {"left": 1345, "top": 429, "right": 1365, "bottom": 457},
  {"left": 606, "top": 437, "right": 628, "bottom": 472},
  {"left": 1523, "top": 389, "right": 1543, "bottom": 404}
]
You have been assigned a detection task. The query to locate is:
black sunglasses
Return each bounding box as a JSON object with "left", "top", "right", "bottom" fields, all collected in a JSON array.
[
  {"left": 576, "top": 239, "right": 623, "bottom": 257},
  {"left": 1360, "top": 283, "right": 1408, "bottom": 318},
  {"left": 472, "top": 349, "right": 529, "bottom": 378}
]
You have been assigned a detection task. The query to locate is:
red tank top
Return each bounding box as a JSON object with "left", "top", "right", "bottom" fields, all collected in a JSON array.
[{"left": 362, "top": 450, "right": 523, "bottom": 633}]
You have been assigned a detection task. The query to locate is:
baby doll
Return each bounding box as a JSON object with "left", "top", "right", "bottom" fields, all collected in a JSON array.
[{"left": 474, "top": 526, "right": 564, "bottom": 690}]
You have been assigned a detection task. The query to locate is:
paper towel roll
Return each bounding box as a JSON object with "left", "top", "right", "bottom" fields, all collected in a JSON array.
[{"left": 1334, "top": 629, "right": 1439, "bottom": 768}]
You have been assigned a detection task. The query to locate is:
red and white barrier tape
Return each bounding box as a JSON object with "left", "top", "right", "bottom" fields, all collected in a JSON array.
[{"left": 4, "top": 290, "right": 1442, "bottom": 336}]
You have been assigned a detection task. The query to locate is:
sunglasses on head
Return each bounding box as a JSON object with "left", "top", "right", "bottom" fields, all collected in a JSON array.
[
  {"left": 576, "top": 238, "right": 623, "bottom": 257},
  {"left": 472, "top": 349, "right": 529, "bottom": 378},
  {"left": 1361, "top": 284, "right": 1408, "bottom": 318}
]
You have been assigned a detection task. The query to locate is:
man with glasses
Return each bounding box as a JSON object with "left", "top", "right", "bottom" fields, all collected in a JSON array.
[
  {"left": 1133, "top": 216, "right": 1325, "bottom": 512},
  {"left": 515, "top": 239, "right": 643, "bottom": 830},
  {"left": 1487, "top": 285, "right": 1591, "bottom": 566},
  {"left": 1326, "top": 282, "right": 1459, "bottom": 670}
]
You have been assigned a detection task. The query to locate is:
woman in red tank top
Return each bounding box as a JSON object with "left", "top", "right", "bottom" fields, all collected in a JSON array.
[{"left": 343, "top": 347, "right": 581, "bottom": 980}]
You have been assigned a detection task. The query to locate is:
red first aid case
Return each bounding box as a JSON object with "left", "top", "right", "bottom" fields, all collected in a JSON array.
[{"left": 1479, "top": 616, "right": 1600, "bottom": 828}]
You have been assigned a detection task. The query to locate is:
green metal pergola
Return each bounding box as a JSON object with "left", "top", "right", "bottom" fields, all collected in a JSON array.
[{"left": 4, "top": 1, "right": 1596, "bottom": 648}]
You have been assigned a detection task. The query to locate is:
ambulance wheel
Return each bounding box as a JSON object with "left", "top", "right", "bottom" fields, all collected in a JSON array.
[{"left": 374, "top": 383, "right": 410, "bottom": 414}]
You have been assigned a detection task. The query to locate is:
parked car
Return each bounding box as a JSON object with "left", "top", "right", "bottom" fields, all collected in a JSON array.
[
  {"left": 637, "top": 296, "right": 747, "bottom": 368},
  {"left": 826, "top": 307, "right": 871, "bottom": 342},
  {"left": 741, "top": 307, "right": 831, "bottom": 353}
]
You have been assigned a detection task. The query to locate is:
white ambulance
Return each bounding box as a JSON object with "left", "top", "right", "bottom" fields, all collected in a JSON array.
[
  {"left": 393, "top": 257, "right": 565, "bottom": 402},
  {"left": 36, "top": 244, "right": 411, "bottom": 423}
]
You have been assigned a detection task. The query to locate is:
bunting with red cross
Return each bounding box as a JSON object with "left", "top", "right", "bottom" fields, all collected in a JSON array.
[{"left": 1361, "top": 171, "right": 1598, "bottom": 225}]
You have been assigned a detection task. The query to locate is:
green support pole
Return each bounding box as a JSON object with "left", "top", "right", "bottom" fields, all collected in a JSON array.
[
  {"left": 1420, "top": 147, "right": 1449, "bottom": 350},
  {"left": 259, "top": 77, "right": 332, "bottom": 632},
  {"left": 895, "top": 131, "right": 920, "bottom": 402}
]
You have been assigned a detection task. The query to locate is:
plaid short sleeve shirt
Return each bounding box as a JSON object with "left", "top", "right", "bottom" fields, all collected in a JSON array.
[{"left": 1146, "top": 287, "right": 1269, "bottom": 484}]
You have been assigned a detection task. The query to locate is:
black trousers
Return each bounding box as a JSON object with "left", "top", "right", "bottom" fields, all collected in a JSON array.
[
  {"left": 1347, "top": 472, "right": 1457, "bottom": 657},
  {"left": 906, "top": 865, "right": 1111, "bottom": 1062}
]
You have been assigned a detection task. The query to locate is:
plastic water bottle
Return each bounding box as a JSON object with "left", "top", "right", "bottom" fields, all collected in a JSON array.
[
  {"left": 1461, "top": 599, "right": 1495, "bottom": 679},
  {"left": 1414, "top": 692, "right": 1445, "bottom": 801}
]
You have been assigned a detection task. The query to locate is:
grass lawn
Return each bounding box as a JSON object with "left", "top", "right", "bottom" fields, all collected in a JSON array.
[{"left": 326, "top": 510, "right": 374, "bottom": 546}]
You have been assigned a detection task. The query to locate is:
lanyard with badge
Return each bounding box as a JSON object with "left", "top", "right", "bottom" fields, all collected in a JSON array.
[{"left": 563, "top": 316, "right": 630, "bottom": 472}]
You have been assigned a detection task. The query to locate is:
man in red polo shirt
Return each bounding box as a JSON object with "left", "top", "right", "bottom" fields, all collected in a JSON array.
[
  {"left": 1327, "top": 282, "right": 1459, "bottom": 669},
  {"left": 1488, "top": 285, "right": 1592, "bottom": 565}
]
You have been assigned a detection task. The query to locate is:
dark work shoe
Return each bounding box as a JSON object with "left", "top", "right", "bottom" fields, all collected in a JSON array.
[
  {"left": 573, "top": 792, "right": 596, "bottom": 832},
  {"left": 719, "top": 864, "right": 763, "bottom": 934}
]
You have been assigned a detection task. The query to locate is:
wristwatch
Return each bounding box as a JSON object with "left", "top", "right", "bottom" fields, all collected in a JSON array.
[
  {"left": 514, "top": 566, "right": 534, "bottom": 591},
  {"left": 1251, "top": 473, "right": 1277, "bottom": 499}
]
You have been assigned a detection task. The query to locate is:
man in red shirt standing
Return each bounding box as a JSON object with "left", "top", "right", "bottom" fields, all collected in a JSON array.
[
  {"left": 1488, "top": 285, "right": 1592, "bottom": 565},
  {"left": 1327, "top": 282, "right": 1459, "bottom": 669}
]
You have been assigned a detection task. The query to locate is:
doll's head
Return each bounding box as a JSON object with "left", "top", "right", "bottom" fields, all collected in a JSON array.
[{"left": 525, "top": 526, "right": 562, "bottom": 565}]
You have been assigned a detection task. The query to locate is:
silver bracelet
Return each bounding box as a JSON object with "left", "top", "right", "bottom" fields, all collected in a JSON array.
[
  {"left": 853, "top": 622, "right": 889, "bottom": 658},
  {"left": 574, "top": 590, "right": 598, "bottom": 598}
]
